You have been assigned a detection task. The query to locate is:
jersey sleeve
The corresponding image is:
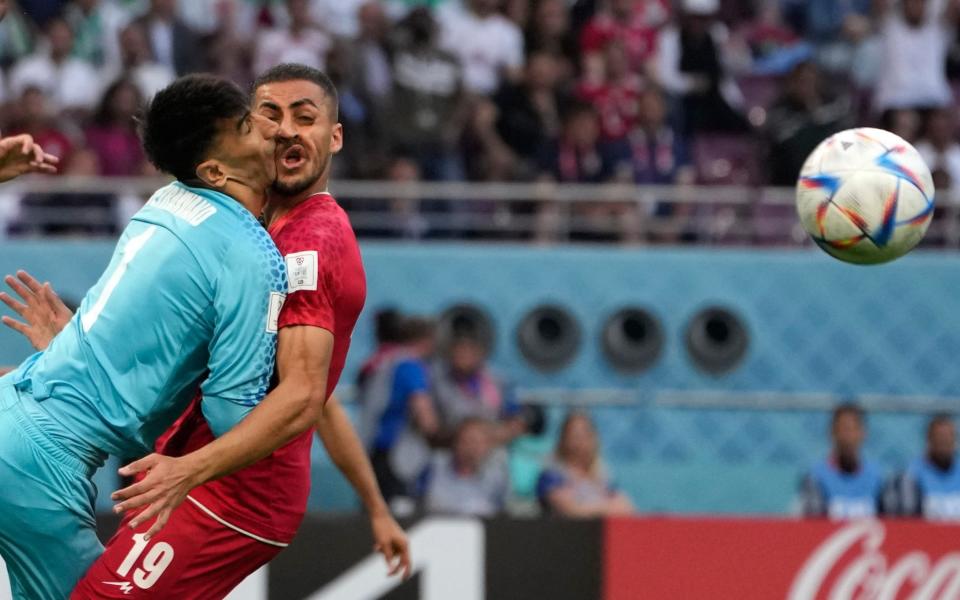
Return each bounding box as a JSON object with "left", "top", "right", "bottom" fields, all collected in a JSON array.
[
  {"left": 201, "top": 236, "right": 287, "bottom": 437},
  {"left": 276, "top": 232, "right": 339, "bottom": 332}
]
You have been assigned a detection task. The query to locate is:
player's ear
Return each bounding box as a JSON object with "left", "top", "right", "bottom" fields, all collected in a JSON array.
[
  {"left": 195, "top": 160, "right": 227, "bottom": 189},
  {"left": 329, "top": 123, "right": 343, "bottom": 155}
]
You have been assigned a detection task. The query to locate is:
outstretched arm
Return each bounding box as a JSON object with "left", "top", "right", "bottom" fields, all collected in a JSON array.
[
  {"left": 317, "top": 396, "right": 411, "bottom": 579},
  {"left": 112, "top": 324, "right": 332, "bottom": 537}
]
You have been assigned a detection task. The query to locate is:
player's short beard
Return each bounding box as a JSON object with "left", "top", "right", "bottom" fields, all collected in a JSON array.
[{"left": 272, "top": 155, "right": 329, "bottom": 197}]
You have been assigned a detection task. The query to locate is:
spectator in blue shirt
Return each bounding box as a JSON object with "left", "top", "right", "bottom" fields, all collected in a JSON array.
[
  {"left": 363, "top": 316, "right": 441, "bottom": 503},
  {"left": 537, "top": 411, "right": 634, "bottom": 517},
  {"left": 800, "top": 403, "right": 885, "bottom": 519},
  {"left": 897, "top": 414, "right": 960, "bottom": 520}
]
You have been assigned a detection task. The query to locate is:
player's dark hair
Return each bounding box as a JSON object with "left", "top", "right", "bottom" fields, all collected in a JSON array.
[
  {"left": 928, "top": 413, "right": 955, "bottom": 438},
  {"left": 831, "top": 402, "right": 865, "bottom": 427},
  {"left": 252, "top": 63, "right": 340, "bottom": 121},
  {"left": 140, "top": 74, "right": 250, "bottom": 183}
]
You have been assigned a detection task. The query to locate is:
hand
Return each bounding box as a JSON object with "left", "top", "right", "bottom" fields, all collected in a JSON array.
[
  {"left": 111, "top": 453, "right": 202, "bottom": 540},
  {"left": 0, "top": 134, "right": 58, "bottom": 182},
  {"left": 370, "top": 510, "right": 412, "bottom": 580},
  {"left": 0, "top": 270, "right": 73, "bottom": 351}
]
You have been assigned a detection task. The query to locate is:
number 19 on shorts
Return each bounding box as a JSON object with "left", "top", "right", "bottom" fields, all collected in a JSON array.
[{"left": 116, "top": 533, "right": 174, "bottom": 590}]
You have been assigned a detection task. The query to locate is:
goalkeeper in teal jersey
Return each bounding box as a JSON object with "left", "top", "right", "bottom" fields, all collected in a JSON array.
[{"left": 0, "top": 75, "right": 286, "bottom": 599}]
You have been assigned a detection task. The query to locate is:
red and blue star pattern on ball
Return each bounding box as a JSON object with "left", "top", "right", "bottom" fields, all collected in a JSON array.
[{"left": 799, "top": 142, "right": 935, "bottom": 250}]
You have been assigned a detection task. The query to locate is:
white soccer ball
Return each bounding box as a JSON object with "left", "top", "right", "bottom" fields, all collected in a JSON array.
[{"left": 795, "top": 127, "right": 935, "bottom": 265}]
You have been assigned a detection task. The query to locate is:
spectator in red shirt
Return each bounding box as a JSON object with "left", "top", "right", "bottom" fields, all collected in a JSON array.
[
  {"left": 577, "top": 39, "right": 646, "bottom": 141},
  {"left": 84, "top": 78, "right": 147, "bottom": 176},
  {"left": 580, "top": 0, "right": 670, "bottom": 72},
  {"left": 8, "top": 86, "right": 74, "bottom": 170}
]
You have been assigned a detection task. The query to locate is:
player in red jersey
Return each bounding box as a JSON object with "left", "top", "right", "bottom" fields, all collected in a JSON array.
[{"left": 2, "top": 65, "right": 409, "bottom": 598}]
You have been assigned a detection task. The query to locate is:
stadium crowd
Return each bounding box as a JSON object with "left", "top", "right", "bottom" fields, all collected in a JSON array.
[
  {"left": 353, "top": 310, "right": 960, "bottom": 520},
  {"left": 6, "top": 0, "right": 960, "bottom": 191}
]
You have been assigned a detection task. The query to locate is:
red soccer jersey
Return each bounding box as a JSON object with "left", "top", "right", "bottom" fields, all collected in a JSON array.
[
  {"left": 577, "top": 75, "right": 645, "bottom": 140},
  {"left": 154, "top": 193, "right": 366, "bottom": 545},
  {"left": 579, "top": 1, "right": 670, "bottom": 70}
]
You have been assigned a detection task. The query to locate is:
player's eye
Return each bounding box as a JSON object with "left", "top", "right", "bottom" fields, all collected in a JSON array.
[
  {"left": 297, "top": 116, "right": 315, "bottom": 125},
  {"left": 258, "top": 109, "right": 281, "bottom": 123}
]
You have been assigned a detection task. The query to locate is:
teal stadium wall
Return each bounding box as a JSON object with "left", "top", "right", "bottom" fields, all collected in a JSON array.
[{"left": 0, "top": 242, "right": 957, "bottom": 514}]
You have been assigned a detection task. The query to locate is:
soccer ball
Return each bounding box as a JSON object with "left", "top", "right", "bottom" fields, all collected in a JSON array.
[{"left": 796, "top": 127, "right": 935, "bottom": 265}]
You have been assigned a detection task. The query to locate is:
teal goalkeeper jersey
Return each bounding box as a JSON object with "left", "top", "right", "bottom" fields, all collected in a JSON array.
[{"left": 11, "top": 182, "right": 287, "bottom": 464}]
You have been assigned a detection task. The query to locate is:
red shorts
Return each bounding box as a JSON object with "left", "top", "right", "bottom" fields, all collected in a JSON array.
[{"left": 71, "top": 498, "right": 283, "bottom": 599}]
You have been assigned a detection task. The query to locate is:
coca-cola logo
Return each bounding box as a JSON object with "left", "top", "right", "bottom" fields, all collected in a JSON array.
[{"left": 789, "top": 520, "right": 960, "bottom": 600}]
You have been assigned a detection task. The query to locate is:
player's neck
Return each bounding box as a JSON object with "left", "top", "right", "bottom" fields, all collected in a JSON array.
[{"left": 222, "top": 180, "right": 267, "bottom": 218}]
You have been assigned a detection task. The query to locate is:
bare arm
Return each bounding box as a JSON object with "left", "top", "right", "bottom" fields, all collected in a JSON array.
[
  {"left": 546, "top": 487, "right": 631, "bottom": 518},
  {"left": 113, "top": 325, "right": 332, "bottom": 535},
  {"left": 409, "top": 391, "right": 439, "bottom": 438},
  {"left": 317, "top": 396, "right": 411, "bottom": 579}
]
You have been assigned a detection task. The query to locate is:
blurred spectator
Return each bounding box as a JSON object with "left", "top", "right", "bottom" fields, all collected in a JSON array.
[
  {"left": 537, "top": 100, "right": 628, "bottom": 183},
  {"left": 108, "top": 22, "right": 175, "bottom": 101},
  {"left": 916, "top": 109, "right": 960, "bottom": 192},
  {"left": 578, "top": 40, "right": 645, "bottom": 141},
  {"left": 764, "top": 60, "right": 853, "bottom": 185},
  {"left": 525, "top": 0, "right": 579, "bottom": 71},
  {"left": 308, "top": 0, "right": 369, "bottom": 38},
  {"left": 362, "top": 316, "right": 441, "bottom": 503},
  {"left": 888, "top": 108, "right": 923, "bottom": 143},
  {"left": 874, "top": 0, "right": 959, "bottom": 116},
  {"left": 897, "top": 414, "right": 960, "bottom": 520},
  {"left": 389, "top": 8, "right": 465, "bottom": 181},
  {"left": 495, "top": 51, "right": 568, "bottom": 174},
  {"left": 655, "top": 0, "right": 750, "bottom": 135},
  {"left": 579, "top": 0, "right": 670, "bottom": 72},
  {"left": 461, "top": 97, "right": 516, "bottom": 181},
  {"left": 537, "top": 411, "right": 634, "bottom": 517},
  {"left": 254, "top": 0, "right": 332, "bottom": 75},
  {"left": 352, "top": 1, "right": 393, "bottom": 111},
  {"left": 781, "top": 0, "right": 871, "bottom": 75},
  {"left": 64, "top": 0, "right": 130, "bottom": 69},
  {"left": 84, "top": 79, "right": 146, "bottom": 176},
  {"left": 432, "top": 333, "right": 526, "bottom": 445},
  {"left": 133, "top": 0, "right": 203, "bottom": 75},
  {"left": 10, "top": 17, "right": 101, "bottom": 113},
  {"left": 420, "top": 418, "right": 510, "bottom": 516},
  {"left": 800, "top": 404, "right": 885, "bottom": 519},
  {"left": 357, "top": 308, "right": 405, "bottom": 388},
  {"left": 535, "top": 99, "right": 641, "bottom": 241},
  {"left": 201, "top": 0, "right": 249, "bottom": 86},
  {"left": 624, "top": 87, "right": 693, "bottom": 184},
  {"left": 736, "top": 0, "right": 810, "bottom": 76},
  {"left": 438, "top": 0, "right": 524, "bottom": 95},
  {"left": 0, "top": 4, "right": 35, "bottom": 67},
  {"left": 7, "top": 86, "right": 74, "bottom": 170}
]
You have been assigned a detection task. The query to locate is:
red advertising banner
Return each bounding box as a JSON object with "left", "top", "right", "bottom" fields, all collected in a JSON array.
[{"left": 605, "top": 518, "right": 960, "bottom": 600}]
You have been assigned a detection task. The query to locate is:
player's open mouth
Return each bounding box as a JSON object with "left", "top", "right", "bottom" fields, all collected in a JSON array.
[{"left": 280, "top": 146, "right": 307, "bottom": 170}]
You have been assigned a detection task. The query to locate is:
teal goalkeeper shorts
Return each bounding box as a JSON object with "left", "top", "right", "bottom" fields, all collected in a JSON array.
[{"left": 0, "top": 373, "right": 103, "bottom": 599}]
